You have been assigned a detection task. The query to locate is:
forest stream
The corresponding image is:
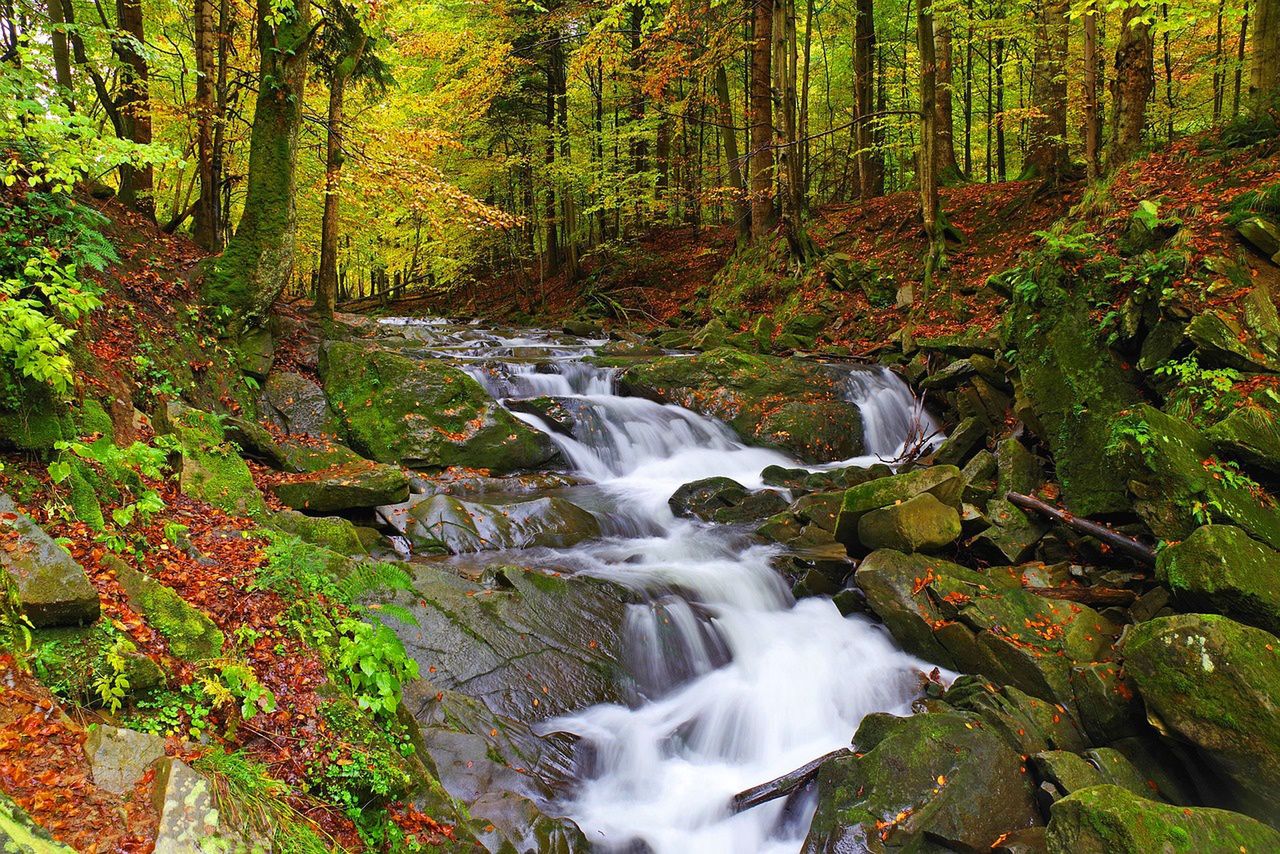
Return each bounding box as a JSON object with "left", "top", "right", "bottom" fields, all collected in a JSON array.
[{"left": 375, "top": 317, "right": 942, "bottom": 852}]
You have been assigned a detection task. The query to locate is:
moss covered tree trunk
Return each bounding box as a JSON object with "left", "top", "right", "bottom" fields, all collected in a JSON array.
[
  {"left": 1108, "top": 0, "right": 1153, "bottom": 170},
  {"left": 1021, "top": 0, "right": 1070, "bottom": 182},
  {"left": 201, "top": 0, "right": 312, "bottom": 329},
  {"left": 1254, "top": 0, "right": 1279, "bottom": 100}
]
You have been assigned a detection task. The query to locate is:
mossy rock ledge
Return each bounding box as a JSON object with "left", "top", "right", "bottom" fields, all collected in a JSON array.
[
  {"left": 0, "top": 492, "right": 100, "bottom": 628},
  {"left": 319, "top": 340, "right": 557, "bottom": 474},
  {"left": 618, "top": 347, "right": 865, "bottom": 462},
  {"left": 1046, "top": 784, "right": 1280, "bottom": 854},
  {"left": 1156, "top": 524, "right": 1280, "bottom": 635}
]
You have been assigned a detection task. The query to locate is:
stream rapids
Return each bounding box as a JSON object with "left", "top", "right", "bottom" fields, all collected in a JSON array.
[{"left": 380, "top": 318, "right": 941, "bottom": 853}]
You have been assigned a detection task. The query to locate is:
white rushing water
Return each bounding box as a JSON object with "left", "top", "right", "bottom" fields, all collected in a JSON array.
[{"left": 381, "top": 319, "right": 942, "bottom": 853}]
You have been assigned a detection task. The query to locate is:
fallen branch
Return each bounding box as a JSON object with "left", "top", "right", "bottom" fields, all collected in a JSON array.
[
  {"left": 1025, "top": 585, "right": 1138, "bottom": 607},
  {"left": 730, "top": 747, "right": 852, "bottom": 813},
  {"left": 1005, "top": 491, "right": 1156, "bottom": 567}
]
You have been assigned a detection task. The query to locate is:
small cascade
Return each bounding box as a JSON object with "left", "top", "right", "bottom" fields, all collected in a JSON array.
[{"left": 375, "top": 317, "right": 938, "bottom": 853}]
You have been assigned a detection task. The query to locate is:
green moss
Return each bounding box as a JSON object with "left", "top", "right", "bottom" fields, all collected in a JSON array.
[
  {"left": 266, "top": 509, "right": 370, "bottom": 557},
  {"left": 1047, "top": 785, "right": 1280, "bottom": 853},
  {"left": 170, "top": 405, "right": 267, "bottom": 518},
  {"left": 31, "top": 622, "right": 164, "bottom": 706},
  {"left": 319, "top": 341, "right": 555, "bottom": 473},
  {"left": 75, "top": 398, "right": 114, "bottom": 439},
  {"left": 109, "top": 556, "right": 224, "bottom": 661}
]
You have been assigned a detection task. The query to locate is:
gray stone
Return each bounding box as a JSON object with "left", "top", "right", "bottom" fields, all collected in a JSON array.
[
  {"left": 259, "top": 371, "right": 340, "bottom": 438},
  {"left": 85, "top": 725, "right": 165, "bottom": 795},
  {"left": 0, "top": 492, "right": 99, "bottom": 628}
]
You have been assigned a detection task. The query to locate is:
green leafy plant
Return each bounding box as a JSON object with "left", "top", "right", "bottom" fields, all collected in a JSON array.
[
  {"left": 334, "top": 618, "right": 419, "bottom": 716},
  {"left": 1154, "top": 356, "right": 1242, "bottom": 425},
  {"left": 1108, "top": 412, "right": 1156, "bottom": 464},
  {"left": 91, "top": 636, "right": 132, "bottom": 714},
  {"left": 192, "top": 748, "right": 334, "bottom": 854}
]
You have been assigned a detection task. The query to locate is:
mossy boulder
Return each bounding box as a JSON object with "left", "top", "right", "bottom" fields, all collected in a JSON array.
[
  {"left": 320, "top": 341, "right": 557, "bottom": 473},
  {"left": 1115, "top": 405, "right": 1280, "bottom": 549},
  {"left": 1003, "top": 265, "right": 1142, "bottom": 515},
  {"left": 856, "top": 492, "right": 962, "bottom": 553},
  {"left": 108, "top": 556, "right": 224, "bottom": 661},
  {"left": 169, "top": 405, "right": 267, "bottom": 517},
  {"left": 1186, "top": 283, "right": 1280, "bottom": 372},
  {"left": 1121, "top": 613, "right": 1280, "bottom": 819},
  {"left": 1033, "top": 748, "right": 1154, "bottom": 801},
  {"left": 619, "top": 347, "right": 864, "bottom": 462},
  {"left": 1205, "top": 389, "right": 1280, "bottom": 475},
  {"left": 271, "top": 459, "right": 409, "bottom": 513},
  {"left": 1157, "top": 525, "right": 1280, "bottom": 635},
  {"left": 802, "top": 711, "right": 1039, "bottom": 853},
  {"left": 397, "top": 494, "right": 600, "bottom": 554},
  {"left": 0, "top": 492, "right": 99, "bottom": 628},
  {"left": 1237, "top": 216, "right": 1280, "bottom": 260},
  {"left": 1046, "top": 785, "right": 1280, "bottom": 854},
  {"left": 856, "top": 550, "right": 1119, "bottom": 711},
  {"left": 944, "top": 676, "right": 1088, "bottom": 756},
  {"left": 266, "top": 509, "right": 372, "bottom": 556},
  {"left": 834, "top": 465, "right": 964, "bottom": 548}
]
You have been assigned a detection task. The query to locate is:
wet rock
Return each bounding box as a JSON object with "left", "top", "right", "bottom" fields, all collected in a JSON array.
[
  {"left": 272, "top": 459, "right": 410, "bottom": 513},
  {"left": 109, "top": 556, "right": 224, "bottom": 661},
  {"left": 1115, "top": 405, "right": 1280, "bottom": 549},
  {"left": 669, "top": 477, "right": 788, "bottom": 525},
  {"left": 969, "top": 498, "right": 1050, "bottom": 563},
  {"left": 1237, "top": 215, "right": 1280, "bottom": 261},
  {"left": 234, "top": 326, "right": 274, "bottom": 379},
  {"left": 834, "top": 465, "right": 964, "bottom": 548},
  {"left": 932, "top": 416, "right": 986, "bottom": 466},
  {"left": 85, "top": 725, "right": 165, "bottom": 795},
  {"left": 406, "top": 683, "right": 588, "bottom": 852},
  {"left": 802, "top": 711, "right": 1039, "bottom": 853},
  {"left": 790, "top": 491, "right": 844, "bottom": 532},
  {"left": 669, "top": 477, "right": 750, "bottom": 519},
  {"left": 395, "top": 494, "right": 600, "bottom": 554},
  {"left": 563, "top": 319, "right": 604, "bottom": 338},
  {"left": 320, "top": 341, "right": 558, "bottom": 473},
  {"left": 1121, "top": 613, "right": 1280, "bottom": 819},
  {"left": 962, "top": 450, "right": 998, "bottom": 504},
  {"left": 619, "top": 348, "right": 864, "bottom": 462},
  {"left": 1046, "top": 785, "right": 1280, "bottom": 854},
  {"left": 1156, "top": 524, "right": 1280, "bottom": 635},
  {"left": 386, "top": 563, "right": 627, "bottom": 723},
  {"left": 1069, "top": 661, "right": 1144, "bottom": 744},
  {"left": 856, "top": 492, "right": 962, "bottom": 553},
  {"left": 0, "top": 492, "right": 99, "bottom": 628},
  {"left": 506, "top": 396, "right": 592, "bottom": 438}
]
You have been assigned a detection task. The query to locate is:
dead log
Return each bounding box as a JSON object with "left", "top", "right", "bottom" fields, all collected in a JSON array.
[
  {"left": 730, "top": 747, "right": 852, "bottom": 813},
  {"left": 1024, "top": 585, "right": 1138, "bottom": 607},
  {"left": 1005, "top": 491, "right": 1156, "bottom": 567}
]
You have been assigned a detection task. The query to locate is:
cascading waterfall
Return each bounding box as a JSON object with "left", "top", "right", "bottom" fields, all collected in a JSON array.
[{"left": 379, "top": 319, "right": 940, "bottom": 853}]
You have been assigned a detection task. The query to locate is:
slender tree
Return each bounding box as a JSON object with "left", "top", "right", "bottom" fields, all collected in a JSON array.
[
  {"left": 113, "top": 0, "right": 153, "bottom": 218},
  {"left": 916, "top": 0, "right": 942, "bottom": 303},
  {"left": 192, "top": 0, "right": 219, "bottom": 249},
  {"left": 1022, "top": 0, "right": 1070, "bottom": 181},
  {"left": 935, "top": 20, "right": 963, "bottom": 182},
  {"left": 750, "top": 0, "right": 776, "bottom": 239},
  {"left": 1110, "top": 0, "right": 1154, "bottom": 168},
  {"left": 1082, "top": 3, "right": 1102, "bottom": 180},
  {"left": 853, "top": 0, "right": 883, "bottom": 198}
]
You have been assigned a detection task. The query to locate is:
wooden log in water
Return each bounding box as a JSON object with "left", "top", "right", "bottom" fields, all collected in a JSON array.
[
  {"left": 730, "top": 747, "right": 853, "bottom": 813},
  {"left": 1005, "top": 491, "right": 1156, "bottom": 567}
]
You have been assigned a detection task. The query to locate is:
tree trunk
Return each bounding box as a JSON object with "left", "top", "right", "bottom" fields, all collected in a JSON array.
[
  {"left": 201, "top": 0, "right": 312, "bottom": 328},
  {"left": 192, "top": 0, "right": 219, "bottom": 249},
  {"left": 1235, "top": 2, "right": 1251, "bottom": 116},
  {"left": 935, "top": 22, "right": 962, "bottom": 181},
  {"left": 1022, "top": 0, "right": 1069, "bottom": 181},
  {"left": 1109, "top": 0, "right": 1153, "bottom": 170},
  {"left": 715, "top": 64, "right": 751, "bottom": 240},
  {"left": 113, "top": 0, "right": 153, "bottom": 219},
  {"left": 1083, "top": 8, "right": 1101, "bottom": 180},
  {"left": 1253, "top": 0, "right": 1279, "bottom": 99},
  {"left": 48, "top": 0, "right": 74, "bottom": 100},
  {"left": 316, "top": 33, "right": 368, "bottom": 319},
  {"left": 750, "top": 0, "right": 777, "bottom": 239},
  {"left": 853, "top": 0, "right": 883, "bottom": 198},
  {"left": 553, "top": 35, "right": 578, "bottom": 283},
  {"left": 915, "top": 0, "right": 941, "bottom": 304}
]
